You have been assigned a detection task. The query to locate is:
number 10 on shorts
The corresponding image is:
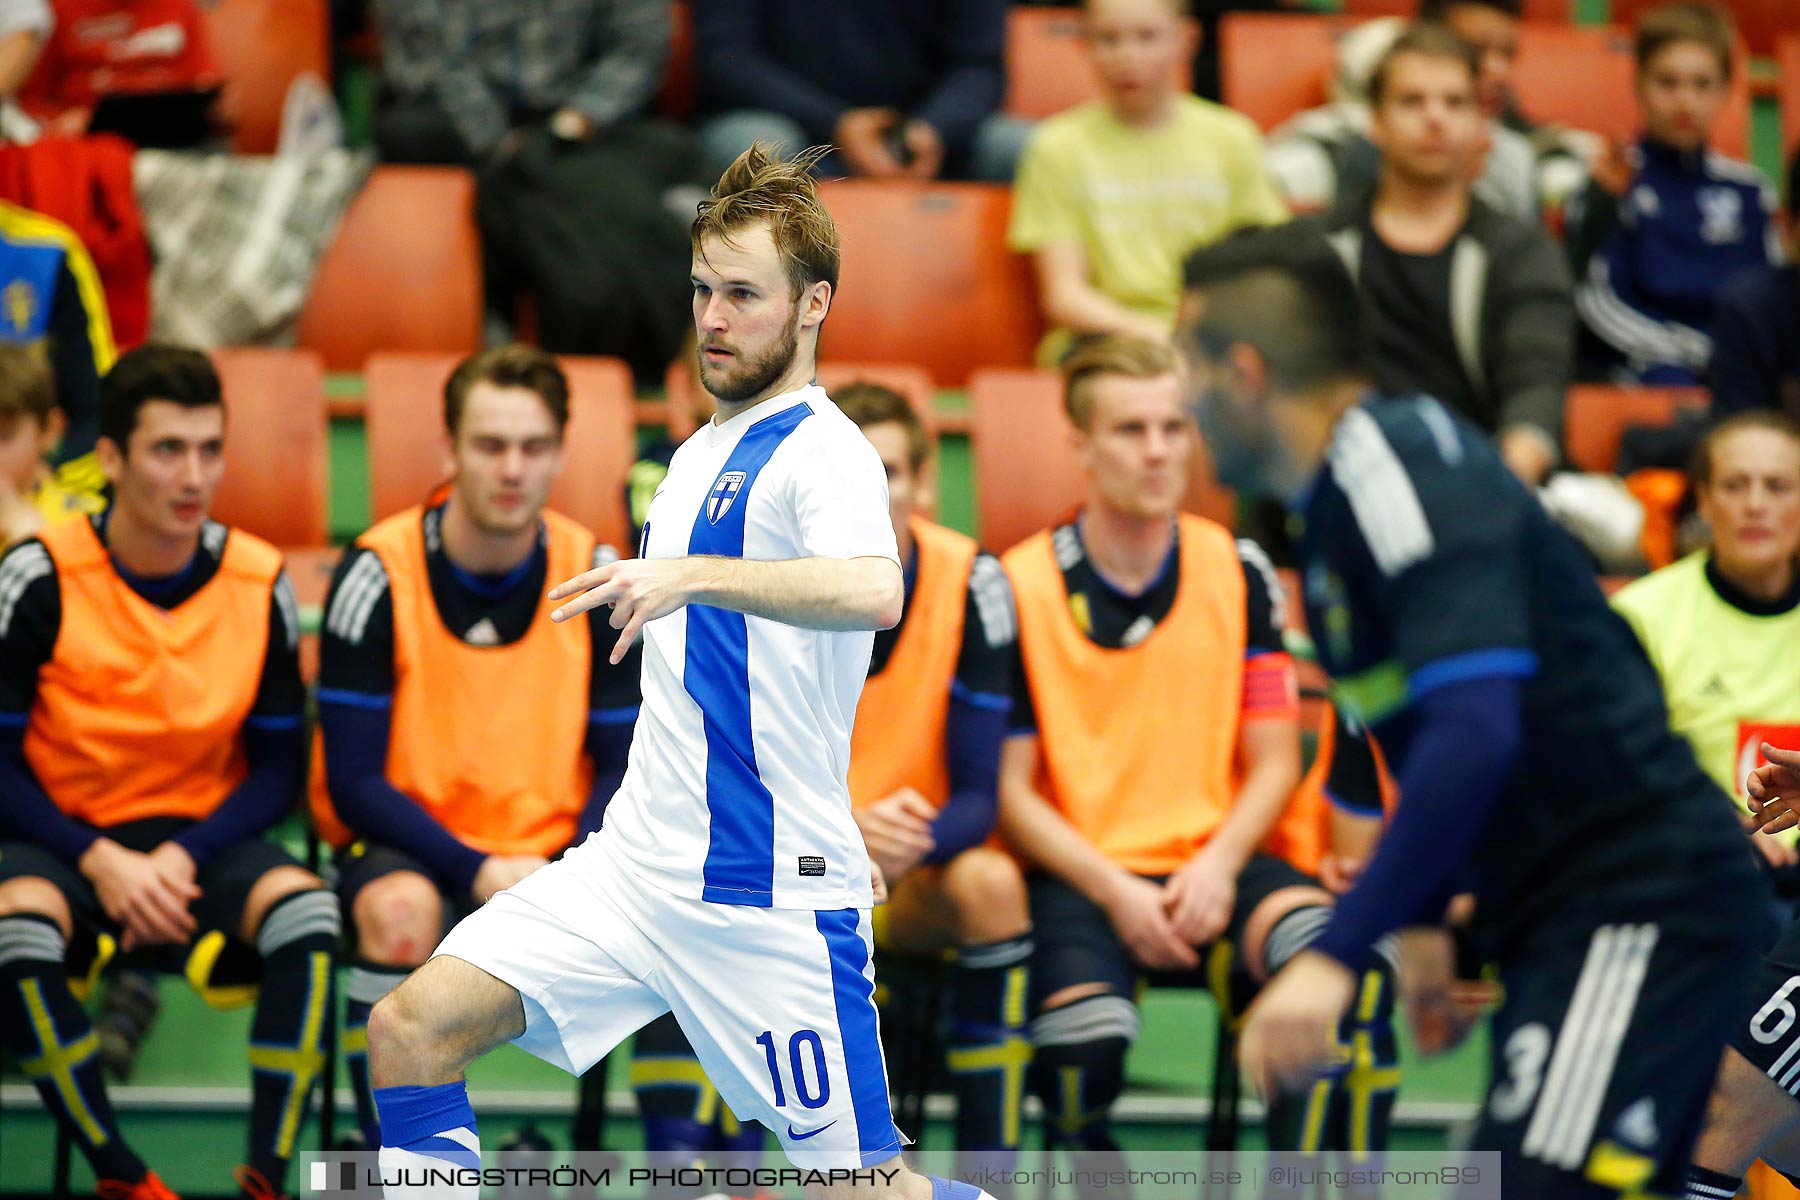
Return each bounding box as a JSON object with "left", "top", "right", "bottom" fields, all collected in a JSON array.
[{"left": 757, "top": 1029, "right": 831, "bottom": 1109}]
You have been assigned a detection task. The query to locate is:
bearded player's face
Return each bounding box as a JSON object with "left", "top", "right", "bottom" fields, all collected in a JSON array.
[
  {"left": 692, "top": 224, "right": 807, "bottom": 407},
  {"left": 447, "top": 381, "right": 564, "bottom": 536}
]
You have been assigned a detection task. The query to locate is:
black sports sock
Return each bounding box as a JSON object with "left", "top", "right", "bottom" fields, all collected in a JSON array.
[
  {"left": 246, "top": 890, "right": 340, "bottom": 1189},
  {"left": 0, "top": 914, "right": 145, "bottom": 1183},
  {"left": 344, "top": 960, "right": 409, "bottom": 1147},
  {"left": 946, "top": 934, "right": 1032, "bottom": 1154},
  {"left": 1027, "top": 995, "right": 1134, "bottom": 1153}
]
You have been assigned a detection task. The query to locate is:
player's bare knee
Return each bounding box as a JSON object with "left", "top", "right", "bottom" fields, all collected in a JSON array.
[
  {"left": 941, "top": 847, "right": 1029, "bottom": 941},
  {"left": 367, "top": 979, "right": 449, "bottom": 1084},
  {"left": 237, "top": 865, "right": 327, "bottom": 941},
  {"left": 0, "top": 876, "right": 72, "bottom": 938},
  {"left": 1040, "top": 981, "right": 1116, "bottom": 1012},
  {"left": 355, "top": 873, "right": 443, "bottom": 966},
  {"left": 1242, "top": 884, "right": 1334, "bottom": 980}
]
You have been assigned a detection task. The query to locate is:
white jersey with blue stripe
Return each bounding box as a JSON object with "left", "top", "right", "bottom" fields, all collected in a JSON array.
[{"left": 599, "top": 384, "right": 900, "bottom": 910}]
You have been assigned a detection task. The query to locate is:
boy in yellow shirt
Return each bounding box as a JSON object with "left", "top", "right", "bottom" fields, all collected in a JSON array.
[{"left": 1007, "top": 0, "right": 1287, "bottom": 361}]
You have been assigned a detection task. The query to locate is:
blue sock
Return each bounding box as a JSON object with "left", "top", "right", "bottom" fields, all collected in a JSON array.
[{"left": 373, "top": 1082, "right": 481, "bottom": 1169}]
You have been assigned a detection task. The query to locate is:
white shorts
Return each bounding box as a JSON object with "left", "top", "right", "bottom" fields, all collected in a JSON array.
[{"left": 431, "top": 831, "right": 905, "bottom": 1169}]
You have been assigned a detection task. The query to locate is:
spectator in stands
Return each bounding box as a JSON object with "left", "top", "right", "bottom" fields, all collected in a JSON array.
[
  {"left": 311, "top": 346, "right": 640, "bottom": 1151},
  {"left": 0, "top": 345, "right": 331, "bottom": 1200},
  {"left": 1709, "top": 147, "right": 1800, "bottom": 421},
  {"left": 0, "top": 197, "right": 113, "bottom": 509},
  {"left": 373, "top": 0, "right": 667, "bottom": 166},
  {"left": 17, "top": 0, "right": 224, "bottom": 146},
  {"left": 1570, "top": 2, "right": 1778, "bottom": 387},
  {"left": 0, "top": 343, "right": 97, "bottom": 545},
  {"left": 1267, "top": 16, "right": 1540, "bottom": 222},
  {"left": 691, "top": 0, "right": 1026, "bottom": 183},
  {"left": 1009, "top": 0, "right": 1287, "bottom": 362},
  {"left": 1612, "top": 412, "right": 1800, "bottom": 879},
  {"left": 633, "top": 382, "right": 1031, "bottom": 1164},
  {"left": 375, "top": 1, "right": 699, "bottom": 383},
  {"left": 998, "top": 334, "right": 1399, "bottom": 1157},
  {"left": 1291, "top": 24, "right": 1573, "bottom": 485}
]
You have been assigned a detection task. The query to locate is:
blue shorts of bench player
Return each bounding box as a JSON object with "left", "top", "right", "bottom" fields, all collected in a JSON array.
[{"left": 434, "top": 829, "right": 903, "bottom": 1168}]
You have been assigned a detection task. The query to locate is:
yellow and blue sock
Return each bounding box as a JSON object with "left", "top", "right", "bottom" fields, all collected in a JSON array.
[{"left": 0, "top": 914, "right": 145, "bottom": 1184}]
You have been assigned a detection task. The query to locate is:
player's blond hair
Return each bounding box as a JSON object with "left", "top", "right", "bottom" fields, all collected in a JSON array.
[
  {"left": 1061, "top": 334, "right": 1181, "bottom": 431},
  {"left": 692, "top": 142, "right": 840, "bottom": 300}
]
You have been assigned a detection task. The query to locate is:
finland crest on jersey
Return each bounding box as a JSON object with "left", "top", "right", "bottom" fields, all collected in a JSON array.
[
  {"left": 708, "top": 471, "right": 747, "bottom": 524},
  {"left": 596, "top": 384, "right": 902, "bottom": 911}
]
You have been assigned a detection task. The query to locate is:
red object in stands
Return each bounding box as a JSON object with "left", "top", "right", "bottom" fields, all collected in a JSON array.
[{"left": 0, "top": 135, "right": 150, "bottom": 349}]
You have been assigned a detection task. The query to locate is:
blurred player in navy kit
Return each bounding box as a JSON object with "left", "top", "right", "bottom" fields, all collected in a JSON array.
[{"left": 1181, "top": 223, "right": 1763, "bottom": 1199}]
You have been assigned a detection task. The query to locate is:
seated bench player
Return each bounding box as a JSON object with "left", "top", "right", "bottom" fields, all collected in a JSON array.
[
  {"left": 999, "top": 334, "right": 1400, "bottom": 1158},
  {"left": 310, "top": 345, "right": 641, "bottom": 1150},
  {"left": 631, "top": 380, "right": 1032, "bottom": 1162},
  {"left": 0, "top": 344, "right": 333, "bottom": 1200}
]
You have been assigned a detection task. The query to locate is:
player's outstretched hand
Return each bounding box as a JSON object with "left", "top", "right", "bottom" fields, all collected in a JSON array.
[
  {"left": 1238, "top": 951, "right": 1356, "bottom": 1100},
  {"left": 549, "top": 558, "right": 694, "bottom": 664},
  {"left": 1162, "top": 845, "right": 1236, "bottom": 947},
  {"left": 1747, "top": 743, "right": 1800, "bottom": 835},
  {"left": 1396, "top": 927, "right": 1481, "bottom": 1056},
  {"left": 1103, "top": 872, "right": 1200, "bottom": 972}
]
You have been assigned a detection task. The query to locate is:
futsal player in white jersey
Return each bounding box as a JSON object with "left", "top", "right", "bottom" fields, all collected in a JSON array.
[{"left": 362, "top": 144, "right": 992, "bottom": 1200}]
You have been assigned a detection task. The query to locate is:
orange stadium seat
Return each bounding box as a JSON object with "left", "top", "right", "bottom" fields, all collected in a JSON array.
[
  {"left": 1004, "top": 7, "right": 1192, "bottom": 120},
  {"left": 202, "top": 0, "right": 330, "bottom": 155},
  {"left": 967, "top": 368, "right": 1232, "bottom": 553},
  {"left": 1611, "top": 0, "right": 1789, "bottom": 57},
  {"left": 297, "top": 167, "right": 484, "bottom": 373},
  {"left": 365, "top": 352, "right": 637, "bottom": 548},
  {"left": 818, "top": 181, "right": 1041, "bottom": 386},
  {"left": 1780, "top": 34, "right": 1800, "bottom": 161},
  {"left": 1563, "top": 384, "right": 1709, "bottom": 474},
  {"left": 1220, "top": 15, "right": 1749, "bottom": 157},
  {"left": 208, "top": 347, "right": 328, "bottom": 548}
]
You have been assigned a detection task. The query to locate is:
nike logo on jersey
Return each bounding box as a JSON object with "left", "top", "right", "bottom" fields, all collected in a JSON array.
[{"left": 788, "top": 1120, "right": 837, "bottom": 1141}]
